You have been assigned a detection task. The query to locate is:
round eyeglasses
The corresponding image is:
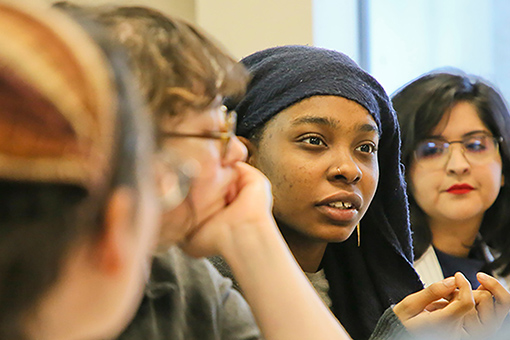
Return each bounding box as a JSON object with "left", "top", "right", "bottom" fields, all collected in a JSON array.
[
  {"left": 414, "top": 132, "right": 503, "bottom": 169},
  {"left": 155, "top": 152, "right": 199, "bottom": 211},
  {"left": 160, "top": 106, "right": 237, "bottom": 160}
]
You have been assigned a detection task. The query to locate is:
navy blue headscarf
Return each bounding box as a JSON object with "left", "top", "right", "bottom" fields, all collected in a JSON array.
[{"left": 229, "top": 45, "right": 423, "bottom": 340}]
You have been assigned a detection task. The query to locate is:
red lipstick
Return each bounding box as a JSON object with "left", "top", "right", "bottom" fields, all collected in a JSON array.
[{"left": 446, "top": 183, "right": 474, "bottom": 195}]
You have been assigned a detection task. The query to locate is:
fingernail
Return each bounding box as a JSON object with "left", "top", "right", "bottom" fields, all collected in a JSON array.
[
  {"left": 477, "top": 272, "right": 489, "bottom": 281},
  {"left": 443, "top": 277, "right": 456, "bottom": 287}
]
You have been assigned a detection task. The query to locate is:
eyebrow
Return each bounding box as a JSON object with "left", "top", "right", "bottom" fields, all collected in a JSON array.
[
  {"left": 358, "top": 123, "right": 380, "bottom": 136},
  {"left": 290, "top": 115, "right": 380, "bottom": 136},
  {"left": 291, "top": 116, "right": 338, "bottom": 128},
  {"left": 428, "top": 129, "right": 491, "bottom": 140}
]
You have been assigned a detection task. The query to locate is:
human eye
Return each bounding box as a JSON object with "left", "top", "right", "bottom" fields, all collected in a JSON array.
[
  {"left": 355, "top": 142, "right": 378, "bottom": 154},
  {"left": 416, "top": 140, "right": 445, "bottom": 159},
  {"left": 464, "top": 135, "right": 488, "bottom": 153},
  {"left": 297, "top": 134, "right": 327, "bottom": 147}
]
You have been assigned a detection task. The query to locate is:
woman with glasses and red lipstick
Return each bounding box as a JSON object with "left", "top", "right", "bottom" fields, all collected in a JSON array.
[{"left": 392, "top": 71, "right": 510, "bottom": 332}]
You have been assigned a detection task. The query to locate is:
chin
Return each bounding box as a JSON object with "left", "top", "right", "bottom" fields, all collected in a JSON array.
[
  {"left": 316, "top": 228, "right": 356, "bottom": 243},
  {"left": 324, "top": 235, "right": 353, "bottom": 243},
  {"left": 438, "top": 205, "right": 484, "bottom": 221}
]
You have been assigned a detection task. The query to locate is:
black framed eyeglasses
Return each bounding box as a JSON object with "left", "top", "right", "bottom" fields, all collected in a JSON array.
[
  {"left": 160, "top": 106, "right": 237, "bottom": 160},
  {"left": 414, "top": 132, "right": 503, "bottom": 169}
]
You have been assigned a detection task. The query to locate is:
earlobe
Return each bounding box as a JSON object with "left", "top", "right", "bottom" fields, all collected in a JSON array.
[
  {"left": 237, "top": 136, "right": 257, "bottom": 165},
  {"left": 97, "top": 187, "right": 135, "bottom": 275}
]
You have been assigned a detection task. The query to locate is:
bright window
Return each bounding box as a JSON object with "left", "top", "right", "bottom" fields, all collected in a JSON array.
[{"left": 314, "top": 0, "right": 510, "bottom": 101}]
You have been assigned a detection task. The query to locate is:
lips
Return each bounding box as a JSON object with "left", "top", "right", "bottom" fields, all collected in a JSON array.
[
  {"left": 315, "top": 192, "right": 362, "bottom": 223},
  {"left": 446, "top": 183, "right": 474, "bottom": 195},
  {"left": 317, "top": 192, "right": 362, "bottom": 210}
]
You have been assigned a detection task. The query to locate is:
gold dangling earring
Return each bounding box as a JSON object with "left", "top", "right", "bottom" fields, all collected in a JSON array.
[{"left": 357, "top": 223, "right": 361, "bottom": 247}]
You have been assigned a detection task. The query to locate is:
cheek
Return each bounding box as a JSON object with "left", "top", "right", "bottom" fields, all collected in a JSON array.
[
  {"left": 362, "top": 166, "right": 379, "bottom": 204},
  {"left": 366, "top": 167, "right": 379, "bottom": 200},
  {"left": 482, "top": 162, "right": 504, "bottom": 203},
  {"left": 258, "top": 153, "right": 315, "bottom": 202},
  {"left": 184, "top": 145, "right": 224, "bottom": 194},
  {"left": 408, "top": 165, "right": 433, "bottom": 208},
  {"left": 169, "top": 139, "right": 223, "bottom": 170},
  {"left": 189, "top": 164, "right": 224, "bottom": 207}
]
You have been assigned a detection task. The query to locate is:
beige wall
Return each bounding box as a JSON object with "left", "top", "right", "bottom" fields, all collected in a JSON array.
[
  {"left": 196, "top": 0, "right": 313, "bottom": 60},
  {"left": 47, "top": 0, "right": 314, "bottom": 60},
  {"left": 45, "top": 0, "right": 196, "bottom": 22}
]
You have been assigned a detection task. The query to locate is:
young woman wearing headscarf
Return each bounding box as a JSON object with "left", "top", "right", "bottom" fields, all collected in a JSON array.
[{"left": 211, "top": 45, "right": 479, "bottom": 340}]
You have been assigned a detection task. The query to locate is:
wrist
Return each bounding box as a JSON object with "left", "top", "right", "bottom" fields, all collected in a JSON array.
[{"left": 219, "top": 213, "right": 289, "bottom": 271}]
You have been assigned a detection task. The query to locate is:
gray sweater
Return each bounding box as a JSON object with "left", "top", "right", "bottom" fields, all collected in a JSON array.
[
  {"left": 117, "top": 247, "right": 260, "bottom": 340},
  {"left": 115, "top": 246, "right": 408, "bottom": 340}
]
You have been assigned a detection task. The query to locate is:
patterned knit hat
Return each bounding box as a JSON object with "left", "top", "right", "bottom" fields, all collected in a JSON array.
[{"left": 0, "top": 2, "right": 118, "bottom": 195}]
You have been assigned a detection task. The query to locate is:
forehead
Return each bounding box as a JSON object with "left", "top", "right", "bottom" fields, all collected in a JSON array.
[
  {"left": 266, "top": 95, "right": 378, "bottom": 133},
  {"left": 431, "top": 101, "right": 489, "bottom": 137},
  {"left": 160, "top": 102, "right": 226, "bottom": 132}
]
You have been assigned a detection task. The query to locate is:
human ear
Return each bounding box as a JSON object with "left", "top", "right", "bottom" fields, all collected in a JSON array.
[
  {"left": 96, "top": 187, "right": 136, "bottom": 275},
  {"left": 237, "top": 136, "right": 258, "bottom": 166}
]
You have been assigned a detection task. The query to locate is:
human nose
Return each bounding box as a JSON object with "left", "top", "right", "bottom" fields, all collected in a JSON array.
[
  {"left": 327, "top": 152, "right": 362, "bottom": 184},
  {"left": 222, "top": 135, "right": 248, "bottom": 165},
  {"left": 445, "top": 144, "right": 470, "bottom": 176}
]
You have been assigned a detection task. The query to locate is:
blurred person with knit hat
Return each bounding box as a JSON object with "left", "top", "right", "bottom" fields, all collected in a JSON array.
[{"left": 0, "top": 2, "right": 172, "bottom": 339}]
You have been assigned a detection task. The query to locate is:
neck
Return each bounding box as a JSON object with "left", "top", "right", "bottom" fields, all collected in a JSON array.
[
  {"left": 26, "top": 246, "right": 93, "bottom": 340},
  {"left": 278, "top": 223, "right": 328, "bottom": 273},
  {"left": 27, "top": 242, "right": 119, "bottom": 340},
  {"left": 429, "top": 215, "right": 483, "bottom": 258}
]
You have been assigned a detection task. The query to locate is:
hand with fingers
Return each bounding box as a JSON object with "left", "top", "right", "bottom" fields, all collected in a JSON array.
[
  {"left": 393, "top": 272, "right": 475, "bottom": 340},
  {"left": 179, "top": 162, "right": 275, "bottom": 258},
  {"left": 462, "top": 272, "right": 510, "bottom": 339}
]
